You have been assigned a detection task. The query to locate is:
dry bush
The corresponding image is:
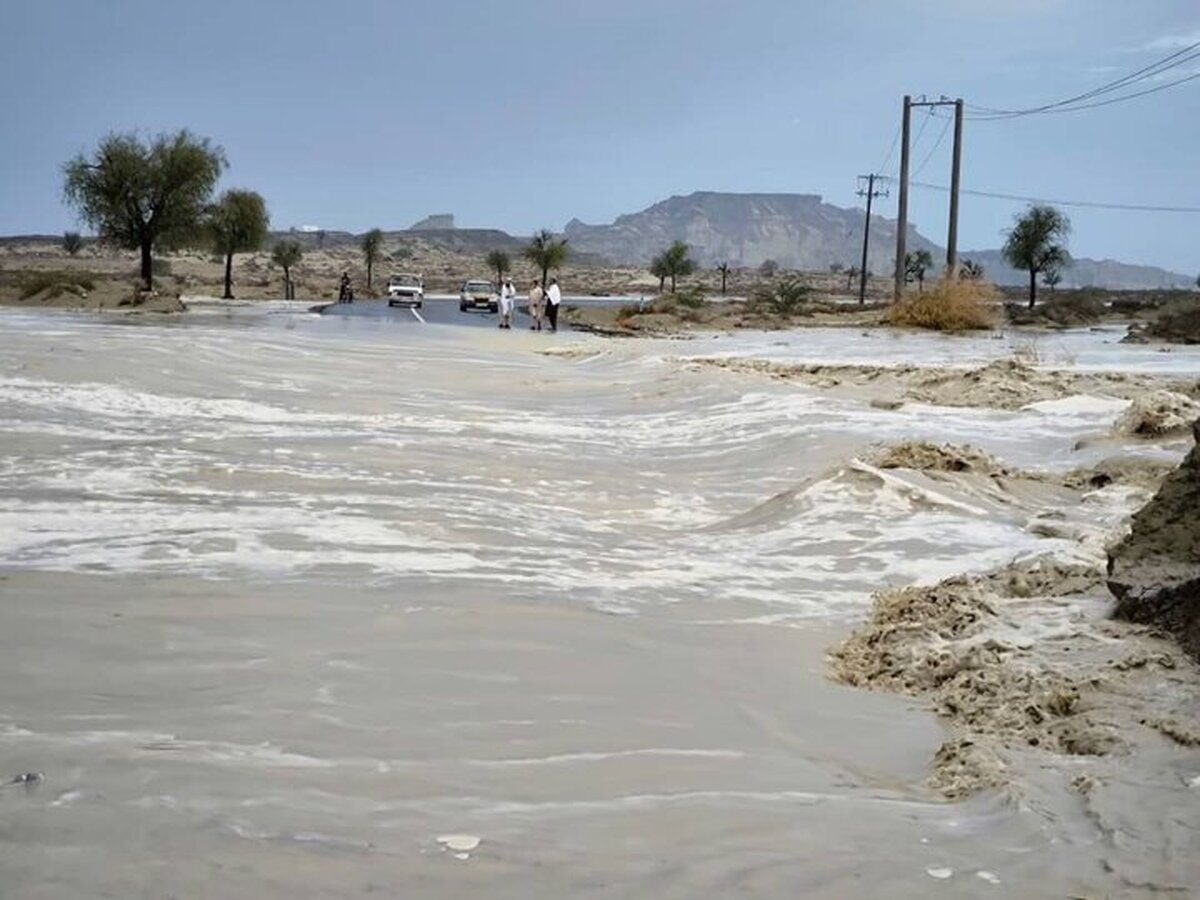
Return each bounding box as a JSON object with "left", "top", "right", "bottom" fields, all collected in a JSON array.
[{"left": 886, "top": 277, "right": 999, "bottom": 332}]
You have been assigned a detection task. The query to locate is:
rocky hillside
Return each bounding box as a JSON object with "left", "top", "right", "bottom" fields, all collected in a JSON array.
[
  {"left": 565, "top": 192, "right": 935, "bottom": 274},
  {"left": 563, "top": 191, "right": 1194, "bottom": 290}
]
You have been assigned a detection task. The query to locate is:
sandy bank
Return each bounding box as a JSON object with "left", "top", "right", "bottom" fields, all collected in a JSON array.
[{"left": 685, "top": 356, "right": 1200, "bottom": 413}]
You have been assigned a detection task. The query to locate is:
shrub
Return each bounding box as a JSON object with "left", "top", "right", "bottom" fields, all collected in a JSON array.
[
  {"left": 18, "top": 270, "right": 97, "bottom": 300},
  {"left": 750, "top": 275, "right": 812, "bottom": 316},
  {"left": 1006, "top": 292, "right": 1106, "bottom": 326},
  {"left": 671, "top": 286, "right": 707, "bottom": 309},
  {"left": 62, "top": 231, "right": 83, "bottom": 255},
  {"left": 886, "top": 277, "right": 999, "bottom": 331}
]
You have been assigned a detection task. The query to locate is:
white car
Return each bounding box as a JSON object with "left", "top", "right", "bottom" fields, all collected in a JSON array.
[{"left": 386, "top": 273, "right": 424, "bottom": 308}]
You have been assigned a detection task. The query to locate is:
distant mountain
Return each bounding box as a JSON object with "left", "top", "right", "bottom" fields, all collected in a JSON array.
[
  {"left": 411, "top": 214, "right": 455, "bottom": 230},
  {"left": 565, "top": 192, "right": 934, "bottom": 274},
  {"left": 563, "top": 191, "right": 1195, "bottom": 290}
]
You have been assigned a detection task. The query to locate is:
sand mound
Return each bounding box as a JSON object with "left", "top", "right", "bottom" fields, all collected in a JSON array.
[
  {"left": 688, "top": 356, "right": 1195, "bottom": 412},
  {"left": 831, "top": 559, "right": 1127, "bottom": 797},
  {"left": 868, "top": 441, "right": 1013, "bottom": 476},
  {"left": 1114, "top": 390, "right": 1200, "bottom": 438}
]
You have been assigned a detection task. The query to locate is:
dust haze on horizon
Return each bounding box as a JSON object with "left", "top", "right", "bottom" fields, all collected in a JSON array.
[{"left": 1, "top": 0, "right": 1198, "bottom": 273}]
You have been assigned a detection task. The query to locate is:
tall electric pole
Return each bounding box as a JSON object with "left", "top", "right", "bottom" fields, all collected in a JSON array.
[
  {"left": 893, "top": 95, "right": 965, "bottom": 298},
  {"left": 893, "top": 95, "right": 912, "bottom": 303},
  {"left": 856, "top": 174, "right": 888, "bottom": 304},
  {"left": 946, "top": 98, "right": 964, "bottom": 275}
]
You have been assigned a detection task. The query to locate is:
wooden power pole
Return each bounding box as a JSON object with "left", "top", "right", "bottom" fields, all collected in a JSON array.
[
  {"left": 893, "top": 95, "right": 912, "bottom": 303},
  {"left": 856, "top": 174, "right": 888, "bottom": 304},
  {"left": 946, "top": 98, "right": 964, "bottom": 275}
]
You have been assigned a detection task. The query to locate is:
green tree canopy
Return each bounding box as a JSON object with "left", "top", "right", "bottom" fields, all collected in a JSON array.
[
  {"left": 361, "top": 228, "right": 384, "bottom": 291},
  {"left": 658, "top": 241, "right": 696, "bottom": 292},
  {"left": 1002, "top": 204, "right": 1071, "bottom": 308},
  {"left": 485, "top": 249, "right": 511, "bottom": 286},
  {"left": 62, "top": 231, "right": 83, "bottom": 255},
  {"left": 208, "top": 189, "right": 269, "bottom": 299},
  {"left": 960, "top": 259, "right": 985, "bottom": 281},
  {"left": 63, "top": 130, "right": 226, "bottom": 290},
  {"left": 523, "top": 230, "right": 569, "bottom": 288},
  {"left": 272, "top": 239, "right": 303, "bottom": 299}
]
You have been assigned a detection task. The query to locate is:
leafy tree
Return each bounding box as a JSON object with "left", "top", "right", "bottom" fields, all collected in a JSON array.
[
  {"left": 361, "top": 228, "right": 384, "bottom": 292},
  {"left": 316, "top": 229, "right": 326, "bottom": 249},
  {"left": 904, "top": 249, "right": 933, "bottom": 292},
  {"left": 1043, "top": 267, "right": 1062, "bottom": 292},
  {"left": 1002, "top": 204, "right": 1071, "bottom": 309},
  {"left": 846, "top": 265, "right": 860, "bottom": 291},
  {"left": 829, "top": 262, "right": 844, "bottom": 274},
  {"left": 62, "top": 130, "right": 226, "bottom": 290},
  {"left": 658, "top": 240, "right": 695, "bottom": 292},
  {"left": 759, "top": 258, "right": 779, "bottom": 277},
  {"left": 207, "top": 189, "right": 269, "bottom": 299},
  {"left": 272, "top": 239, "right": 303, "bottom": 299},
  {"left": 485, "top": 249, "right": 511, "bottom": 287},
  {"left": 523, "top": 229, "right": 569, "bottom": 288},
  {"left": 960, "top": 259, "right": 985, "bottom": 281},
  {"left": 62, "top": 231, "right": 83, "bottom": 255},
  {"left": 716, "top": 262, "right": 731, "bottom": 295},
  {"left": 650, "top": 252, "right": 668, "bottom": 292}
]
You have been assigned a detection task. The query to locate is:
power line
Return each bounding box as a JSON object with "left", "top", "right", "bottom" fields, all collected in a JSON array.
[
  {"left": 967, "top": 40, "right": 1200, "bottom": 119},
  {"left": 912, "top": 114, "right": 952, "bottom": 178},
  {"left": 880, "top": 176, "right": 1200, "bottom": 212},
  {"left": 877, "top": 123, "right": 901, "bottom": 176}
]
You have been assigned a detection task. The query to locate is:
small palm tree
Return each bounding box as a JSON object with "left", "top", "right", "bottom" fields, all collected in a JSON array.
[
  {"left": 361, "top": 228, "right": 384, "bottom": 292},
  {"left": 716, "top": 263, "right": 731, "bottom": 295},
  {"left": 272, "top": 239, "right": 303, "bottom": 299},
  {"left": 960, "top": 259, "right": 985, "bottom": 281},
  {"left": 62, "top": 231, "right": 83, "bottom": 256},
  {"left": 523, "top": 229, "right": 569, "bottom": 288},
  {"left": 1002, "top": 204, "right": 1071, "bottom": 308},
  {"left": 485, "top": 249, "right": 511, "bottom": 287},
  {"left": 904, "top": 250, "right": 933, "bottom": 293}
]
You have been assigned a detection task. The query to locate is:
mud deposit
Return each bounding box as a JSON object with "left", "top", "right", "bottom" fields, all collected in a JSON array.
[{"left": 2, "top": 311, "right": 1199, "bottom": 897}]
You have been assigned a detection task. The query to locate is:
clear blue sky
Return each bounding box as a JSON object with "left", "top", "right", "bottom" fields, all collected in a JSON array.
[{"left": 2, "top": 0, "right": 1197, "bottom": 272}]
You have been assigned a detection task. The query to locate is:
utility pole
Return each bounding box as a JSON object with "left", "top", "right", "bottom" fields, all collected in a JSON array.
[
  {"left": 946, "top": 97, "right": 964, "bottom": 275},
  {"left": 893, "top": 95, "right": 964, "bottom": 297},
  {"left": 856, "top": 174, "right": 888, "bottom": 304},
  {"left": 893, "top": 94, "right": 912, "bottom": 303}
]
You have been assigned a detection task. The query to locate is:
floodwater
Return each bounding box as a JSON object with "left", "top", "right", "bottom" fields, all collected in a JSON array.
[{"left": 0, "top": 308, "right": 1195, "bottom": 897}]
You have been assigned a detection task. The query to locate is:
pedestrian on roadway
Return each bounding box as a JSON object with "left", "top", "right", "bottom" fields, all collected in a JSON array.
[
  {"left": 528, "top": 280, "right": 545, "bottom": 331},
  {"left": 499, "top": 278, "right": 516, "bottom": 329},
  {"left": 545, "top": 278, "right": 562, "bottom": 333}
]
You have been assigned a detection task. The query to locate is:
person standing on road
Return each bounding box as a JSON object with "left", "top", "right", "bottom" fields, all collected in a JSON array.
[
  {"left": 338, "top": 271, "right": 352, "bottom": 303},
  {"left": 528, "top": 280, "right": 545, "bottom": 331},
  {"left": 498, "top": 278, "right": 516, "bottom": 329},
  {"left": 546, "top": 278, "right": 562, "bottom": 333}
]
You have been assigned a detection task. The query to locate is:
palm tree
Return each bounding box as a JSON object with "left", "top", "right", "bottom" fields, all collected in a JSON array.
[
  {"left": 716, "top": 262, "right": 731, "bottom": 295},
  {"left": 523, "top": 229, "right": 569, "bottom": 288},
  {"left": 960, "top": 259, "right": 985, "bottom": 281},
  {"left": 485, "top": 249, "right": 511, "bottom": 288},
  {"left": 272, "top": 239, "right": 303, "bottom": 299},
  {"left": 658, "top": 241, "right": 695, "bottom": 292},
  {"left": 361, "top": 228, "right": 384, "bottom": 292},
  {"left": 904, "top": 250, "right": 933, "bottom": 293},
  {"left": 1002, "top": 205, "right": 1071, "bottom": 309}
]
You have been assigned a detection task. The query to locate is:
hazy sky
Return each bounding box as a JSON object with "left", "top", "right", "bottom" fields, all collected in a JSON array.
[{"left": 2, "top": 0, "right": 1198, "bottom": 271}]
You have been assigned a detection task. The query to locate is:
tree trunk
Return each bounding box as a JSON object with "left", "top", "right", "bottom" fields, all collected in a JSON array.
[
  {"left": 223, "top": 252, "right": 234, "bottom": 300},
  {"left": 721, "top": 272, "right": 727, "bottom": 294},
  {"left": 1028, "top": 268, "right": 1037, "bottom": 309},
  {"left": 283, "top": 266, "right": 291, "bottom": 300},
  {"left": 541, "top": 266, "right": 549, "bottom": 290},
  {"left": 367, "top": 258, "right": 373, "bottom": 292},
  {"left": 140, "top": 239, "right": 153, "bottom": 291},
  {"left": 670, "top": 273, "right": 677, "bottom": 292},
  {"left": 658, "top": 275, "right": 665, "bottom": 292}
]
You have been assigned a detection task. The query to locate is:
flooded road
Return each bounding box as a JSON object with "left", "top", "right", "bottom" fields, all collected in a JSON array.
[{"left": 1, "top": 308, "right": 1196, "bottom": 897}]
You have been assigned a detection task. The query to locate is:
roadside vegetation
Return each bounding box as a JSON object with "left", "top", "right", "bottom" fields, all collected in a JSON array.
[{"left": 886, "top": 276, "right": 999, "bottom": 331}]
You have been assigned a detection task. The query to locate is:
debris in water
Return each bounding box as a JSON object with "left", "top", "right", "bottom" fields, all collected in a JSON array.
[
  {"left": 977, "top": 870, "right": 1002, "bottom": 885},
  {"left": 436, "top": 834, "right": 481, "bottom": 853},
  {"left": 926, "top": 866, "right": 954, "bottom": 880}
]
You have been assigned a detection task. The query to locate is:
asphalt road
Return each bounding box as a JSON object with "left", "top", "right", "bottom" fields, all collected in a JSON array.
[{"left": 316, "top": 294, "right": 640, "bottom": 327}]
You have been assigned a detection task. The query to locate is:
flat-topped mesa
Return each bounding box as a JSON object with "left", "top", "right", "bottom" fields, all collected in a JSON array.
[{"left": 1107, "top": 418, "right": 1200, "bottom": 659}]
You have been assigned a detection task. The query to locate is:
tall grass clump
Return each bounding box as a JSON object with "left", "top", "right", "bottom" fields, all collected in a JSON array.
[{"left": 886, "top": 277, "right": 999, "bottom": 332}]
